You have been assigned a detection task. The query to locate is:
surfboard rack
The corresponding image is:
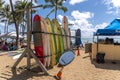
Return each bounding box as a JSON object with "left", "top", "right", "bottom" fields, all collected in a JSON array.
[
  {"left": 10, "top": 1, "right": 81, "bottom": 76},
  {"left": 11, "top": 8, "right": 49, "bottom": 75},
  {"left": 32, "top": 31, "right": 81, "bottom": 38}
]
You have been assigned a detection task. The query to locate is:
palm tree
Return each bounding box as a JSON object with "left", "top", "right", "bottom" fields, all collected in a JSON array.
[
  {"left": 0, "top": 0, "right": 37, "bottom": 49},
  {"left": 43, "top": 0, "right": 68, "bottom": 19},
  {"left": 9, "top": 0, "right": 36, "bottom": 49},
  {"left": 9, "top": 0, "right": 20, "bottom": 49},
  {"left": 0, "top": 0, "right": 9, "bottom": 34},
  {"left": 14, "top": 0, "right": 29, "bottom": 35},
  {"left": 0, "top": 4, "right": 12, "bottom": 34},
  {"left": 14, "top": 0, "right": 36, "bottom": 35},
  {"left": 0, "top": 0, "right": 2, "bottom": 8},
  {"left": 0, "top": 0, "right": 5, "bottom": 9}
]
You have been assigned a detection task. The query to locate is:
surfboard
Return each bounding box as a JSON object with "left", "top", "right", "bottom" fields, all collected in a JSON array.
[
  {"left": 50, "top": 20, "right": 58, "bottom": 64},
  {"left": 33, "top": 15, "right": 49, "bottom": 67},
  {"left": 8, "top": 51, "right": 22, "bottom": 56},
  {"left": 61, "top": 28, "right": 67, "bottom": 51},
  {"left": 8, "top": 48, "right": 25, "bottom": 56},
  {"left": 42, "top": 18, "right": 51, "bottom": 67},
  {"left": 59, "top": 50, "right": 75, "bottom": 66},
  {"left": 52, "top": 19, "right": 60, "bottom": 63},
  {"left": 52, "top": 19, "right": 64, "bottom": 60},
  {"left": 56, "top": 20, "right": 64, "bottom": 55},
  {"left": 13, "top": 54, "right": 22, "bottom": 60},
  {"left": 75, "top": 29, "right": 82, "bottom": 46},
  {"left": 45, "top": 17, "right": 56, "bottom": 67},
  {"left": 62, "top": 16, "right": 70, "bottom": 50},
  {"left": 0, "top": 52, "right": 8, "bottom": 56},
  {"left": 60, "top": 27, "right": 64, "bottom": 54}
]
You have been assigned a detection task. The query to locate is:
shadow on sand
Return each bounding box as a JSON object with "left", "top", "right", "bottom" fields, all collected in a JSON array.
[
  {"left": 0, "top": 66, "right": 55, "bottom": 80},
  {"left": 82, "top": 52, "right": 120, "bottom": 71},
  {"left": 91, "top": 59, "right": 120, "bottom": 70}
]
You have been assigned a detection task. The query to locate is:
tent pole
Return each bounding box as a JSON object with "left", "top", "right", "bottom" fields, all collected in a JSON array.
[
  {"left": 97, "top": 35, "right": 98, "bottom": 54},
  {"left": 93, "top": 35, "right": 94, "bottom": 43}
]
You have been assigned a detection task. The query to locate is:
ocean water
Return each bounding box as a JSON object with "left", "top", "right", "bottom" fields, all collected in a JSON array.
[
  {"left": 3, "top": 36, "right": 120, "bottom": 48},
  {"left": 71, "top": 37, "right": 120, "bottom": 47},
  {"left": 71, "top": 38, "right": 93, "bottom": 47}
]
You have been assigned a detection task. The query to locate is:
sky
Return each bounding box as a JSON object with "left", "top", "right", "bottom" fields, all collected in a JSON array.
[{"left": 0, "top": 0, "right": 120, "bottom": 38}]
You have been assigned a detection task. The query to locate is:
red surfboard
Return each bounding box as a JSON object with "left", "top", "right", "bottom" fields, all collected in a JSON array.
[{"left": 33, "top": 15, "right": 44, "bottom": 64}]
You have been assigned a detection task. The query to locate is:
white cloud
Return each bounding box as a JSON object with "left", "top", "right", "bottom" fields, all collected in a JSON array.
[
  {"left": 71, "top": 10, "right": 94, "bottom": 19},
  {"left": 0, "top": 22, "right": 16, "bottom": 34},
  {"left": 70, "top": 10, "right": 94, "bottom": 31},
  {"left": 57, "top": 10, "right": 109, "bottom": 38},
  {"left": 94, "top": 22, "right": 108, "bottom": 30},
  {"left": 0, "top": 22, "right": 5, "bottom": 34},
  {"left": 3, "top": 0, "right": 37, "bottom": 5},
  {"left": 69, "top": 0, "right": 87, "bottom": 5},
  {"left": 58, "top": 15, "right": 63, "bottom": 21},
  {"left": 103, "top": 0, "right": 120, "bottom": 14},
  {"left": 58, "top": 10, "right": 95, "bottom": 38},
  {"left": 0, "top": 22, "right": 5, "bottom": 27},
  {"left": 3, "top": 0, "right": 16, "bottom": 5}
]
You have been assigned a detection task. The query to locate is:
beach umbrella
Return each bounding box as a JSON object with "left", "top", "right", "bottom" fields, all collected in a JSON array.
[
  {"left": 7, "top": 32, "right": 23, "bottom": 39},
  {"left": 0, "top": 32, "right": 23, "bottom": 39}
]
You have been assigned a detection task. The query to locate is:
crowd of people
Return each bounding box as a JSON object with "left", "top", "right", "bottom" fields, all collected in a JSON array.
[{"left": 0, "top": 40, "right": 17, "bottom": 51}]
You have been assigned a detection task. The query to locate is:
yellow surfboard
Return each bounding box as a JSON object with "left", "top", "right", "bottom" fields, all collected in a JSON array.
[{"left": 45, "top": 18, "right": 56, "bottom": 67}]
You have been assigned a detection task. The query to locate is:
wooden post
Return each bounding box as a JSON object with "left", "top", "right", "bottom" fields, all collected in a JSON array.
[
  {"left": 12, "top": 8, "right": 49, "bottom": 75},
  {"left": 26, "top": 8, "right": 31, "bottom": 69}
]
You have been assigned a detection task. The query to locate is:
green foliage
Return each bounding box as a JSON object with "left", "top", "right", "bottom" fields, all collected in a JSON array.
[
  {"left": 43, "top": 0, "right": 68, "bottom": 18},
  {"left": 0, "top": 4, "right": 12, "bottom": 33},
  {"left": 0, "top": 0, "right": 5, "bottom": 9}
]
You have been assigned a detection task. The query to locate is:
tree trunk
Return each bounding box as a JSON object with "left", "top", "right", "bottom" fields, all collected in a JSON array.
[
  {"left": 55, "top": 0, "right": 57, "bottom": 19},
  {"left": 9, "top": 0, "right": 19, "bottom": 49},
  {"left": 4, "top": 21, "right": 7, "bottom": 33},
  {"left": 6, "top": 21, "right": 8, "bottom": 33}
]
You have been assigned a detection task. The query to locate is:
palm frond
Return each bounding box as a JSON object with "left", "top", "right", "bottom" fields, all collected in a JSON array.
[
  {"left": 58, "top": 6, "right": 68, "bottom": 12},
  {"left": 0, "top": 19, "right": 7, "bottom": 22},
  {"left": 34, "top": 0, "right": 38, "bottom": 3},
  {"left": 43, "top": 0, "right": 68, "bottom": 18},
  {"left": 45, "top": 0, "right": 55, "bottom": 5},
  {"left": 45, "top": 0, "right": 50, "bottom": 2},
  {"left": 47, "top": 8, "right": 55, "bottom": 17},
  {"left": 57, "top": 0, "right": 63, "bottom": 5},
  {"left": 0, "top": 0, "right": 5, "bottom": 8},
  {"left": 42, "top": 4, "right": 54, "bottom": 9}
]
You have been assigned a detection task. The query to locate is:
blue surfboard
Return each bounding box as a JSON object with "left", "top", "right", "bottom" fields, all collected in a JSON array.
[
  {"left": 75, "top": 29, "right": 82, "bottom": 46},
  {"left": 59, "top": 51, "right": 75, "bottom": 66}
]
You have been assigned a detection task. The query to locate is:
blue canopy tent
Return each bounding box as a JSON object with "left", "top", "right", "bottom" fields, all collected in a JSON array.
[
  {"left": 94, "top": 18, "right": 120, "bottom": 53},
  {"left": 94, "top": 19, "right": 120, "bottom": 36}
]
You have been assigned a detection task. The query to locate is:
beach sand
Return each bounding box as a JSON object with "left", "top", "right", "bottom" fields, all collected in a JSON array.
[{"left": 0, "top": 49, "right": 120, "bottom": 80}]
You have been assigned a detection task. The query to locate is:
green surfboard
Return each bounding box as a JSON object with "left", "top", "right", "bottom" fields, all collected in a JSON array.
[{"left": 52, "top": 19, "right": 64, "bottom": 62}]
